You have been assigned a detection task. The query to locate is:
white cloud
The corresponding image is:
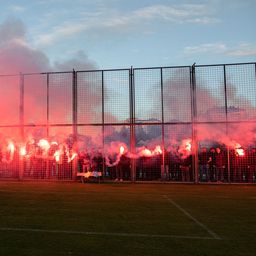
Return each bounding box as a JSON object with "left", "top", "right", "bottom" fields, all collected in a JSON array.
[
  {"left": 34, "top": 3, "right": 220, "bottom": 47},
  {"left": 184, "top": 42, "right": 256, "bottom": 57},
  {"left": 184, "top": 43, "right": 227, "bottom": 54},
  {"left": 8, "top": 5, "right": 26, "bottom": 12},
  {"left": 132, "top": 4, "right": 220, "bottom": 24},
  {"left": 226, "top": 43, "right": 256, "bottom": 57},
  {"left": 37, "top": 23, "right": 88, "bottom": 46}
]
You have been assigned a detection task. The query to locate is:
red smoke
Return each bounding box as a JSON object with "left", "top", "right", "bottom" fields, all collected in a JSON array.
[{"left": 1, "top": 19, "right": 256, "bottom": 165}]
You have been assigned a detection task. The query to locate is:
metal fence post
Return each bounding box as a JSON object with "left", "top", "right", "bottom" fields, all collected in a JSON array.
[
  {"left": 46, "top": 73, "right": 50, "bottom": 138},
  {"left": 191, "top": 64, "right": 198, "bottom": 183},
  {"left": 102, "top": 70, "right": 105, "bottom": 179},
  {"left": 19, "top": 73, "right": 24, "bottom": 140},
  {"left": 130, "top": 67, "right": 136, "bottom": 182},
  {"left": 223, "top": 65, "right": 231, "bottom": 183},
  {"left": 160, "top": 68, "right": 165, "bottom": 180},
  {"left": 72, "top": 70, "right": 78, "bottom": 180},
  {"left": 19, "top": 73, "right": 24, "bottom": 180}
]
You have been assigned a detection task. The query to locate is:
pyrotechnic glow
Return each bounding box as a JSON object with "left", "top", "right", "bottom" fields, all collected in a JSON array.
[
  {"left": 178, "top": 138, "right": 192, "bottom": 158},
  {"left": 38, "top": 139, "right": 50, "bottom": 152},
  {"left": 119, "top": 146, "right": 125, "bottom": 155},
  {"left": 185, "top": 140, "right": 192, "bottom": 152},
  {"left": 139, "top": 145, "right": 162, "bottom": 157},
  {"left": 6, "top": 141, "right": 15, "bottom": 162},
  {"left": 68, "top": 152, "right": 77, "bottom": 163},
  {"left": 54, "top": 150, "right": 61, "bottom": 162},
  {"left": 7, "top": 141, "right": 15, "bottom": 153},
  {"left": 142, "top": 148, "right": 152, "bottom": 157},
  {"left": 236, "top": 148, "right": 245, "bottom": 156},
  {"left": 19, "top": 146, "right": 26, "bottom": 156},
  {"left": 232, "top": 142, "right": 245, "bottom": 156},
  {"left": 153, "top": 145, "right": 162, "bottom": 154}
]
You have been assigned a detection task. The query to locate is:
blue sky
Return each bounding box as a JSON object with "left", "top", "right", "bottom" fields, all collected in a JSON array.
[{"left": 0, "top": 0, "right": 256, "bottom": 69}]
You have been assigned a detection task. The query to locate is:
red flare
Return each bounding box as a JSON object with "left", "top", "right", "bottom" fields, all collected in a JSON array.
[
  {"left": 19, "top": 146, "right": 26, "bottom": 156},
  {"left": 119, "top": 146, "right": 125, "bottom": 155},
  {"left": 68, "top": 152, "right": 77, "bottom": 163},
  {"left": 236, "top": 148, "right": 245, "bottom": 156}
]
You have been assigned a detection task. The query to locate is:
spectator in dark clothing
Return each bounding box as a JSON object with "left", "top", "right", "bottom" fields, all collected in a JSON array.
[
  {"left": 199, "top": 147, "right": 211, "bottom": 182},
  {"left": 215, "top": 147, "right": 226, "bottom": 182},
  {"left": 247, "top": 148, "right": 256, "bottom": 183},
  {"left": 231, "top": 148, "right": 246, "bottom": 182},
  {"left": 208, "top": 148, "right": 216, "bottom": 182},
  {"left": 180, "top": 154, "right": 192, "bottom": 182}
]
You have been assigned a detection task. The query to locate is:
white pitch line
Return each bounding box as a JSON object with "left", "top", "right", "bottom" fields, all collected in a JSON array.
[
  {"left": 0, "top": 227, "right": 218, "bottom": 240},
  {"left": 163, "top": 195, "right": 221, "bottom": 240}
]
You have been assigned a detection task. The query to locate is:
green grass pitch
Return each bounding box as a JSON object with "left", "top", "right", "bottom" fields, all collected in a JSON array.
[{"left": 0, "top": 181, "right": 255, "bottom": 256}]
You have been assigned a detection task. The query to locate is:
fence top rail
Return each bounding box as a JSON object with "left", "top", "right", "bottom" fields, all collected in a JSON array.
[
  {"left": 133, "top": 65, "right": 191, "bottom": 71},
  {"left": 77, "top": 68, "right": 130, "bottom": 73},
  {"left": 0, "top": 61, "right": 255, "bottom": 77},
  {"left": 194, "top": 61, "right": 256, "bottom": 68},
  {"left": 0, "top": 71, "right": 74, "bottom": 77}
]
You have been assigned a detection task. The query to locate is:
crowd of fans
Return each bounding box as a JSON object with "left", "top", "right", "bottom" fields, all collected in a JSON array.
[{"left": 1, "top": 139, "right": 256, "bottom": 183}]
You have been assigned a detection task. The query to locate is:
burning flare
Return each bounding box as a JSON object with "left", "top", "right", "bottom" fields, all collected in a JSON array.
[
  {"left": 19, "top": 146, "right": 27, "bottom": 156},
  {"left": 139, "top": 145, "right": 162, "bottom": 157},
  {"left": 232, "top": 142, "right": 245, "bottom": 156}
]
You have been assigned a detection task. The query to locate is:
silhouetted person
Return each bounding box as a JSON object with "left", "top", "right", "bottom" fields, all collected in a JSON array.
[
  {"left": 215, "top": 147, "right": 226, "bottom": 182},
  {"left": 248, "top": 148, "right": 256, "bottom": 183},
  {"left": 199, "top": 147, "right": 211, "bottom": 182}
]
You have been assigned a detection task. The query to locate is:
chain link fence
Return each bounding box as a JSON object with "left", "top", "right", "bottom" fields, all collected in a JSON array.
[{"left": 0, "top": 62, "right": 255, "bottom": 183}]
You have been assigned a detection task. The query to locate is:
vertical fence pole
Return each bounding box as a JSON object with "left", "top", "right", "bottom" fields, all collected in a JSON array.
[
  {"left": 46, "top": 73, "right": 50, "bottom": 138},
  {"left": 102, "top": 70, "right": 105, "bottom": 180},
  {"left": 72, "top": 70, "right": 78, "bottom": 180},
  {"left": 191, "top": 64, "right": 198, "bottom": 183},
  {"left": 19, "top": 73, "right": 24, "bottom": 180},
  {"left": 160, "top": 68, "right": 165, "bottom": 180},
  {"left": 46, "top": 73, "right": 50, "bottom": 179},
  {"left": 130, "top": 67, "right": 136, "bottom": 182},
  {"left": 223, "top": 65, "right": 231, "bottom": 183}
]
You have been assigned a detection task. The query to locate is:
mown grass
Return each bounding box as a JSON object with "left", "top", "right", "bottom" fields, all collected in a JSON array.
[{"left": 0, "top": 181, "right": 255, "bottom": 256}]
